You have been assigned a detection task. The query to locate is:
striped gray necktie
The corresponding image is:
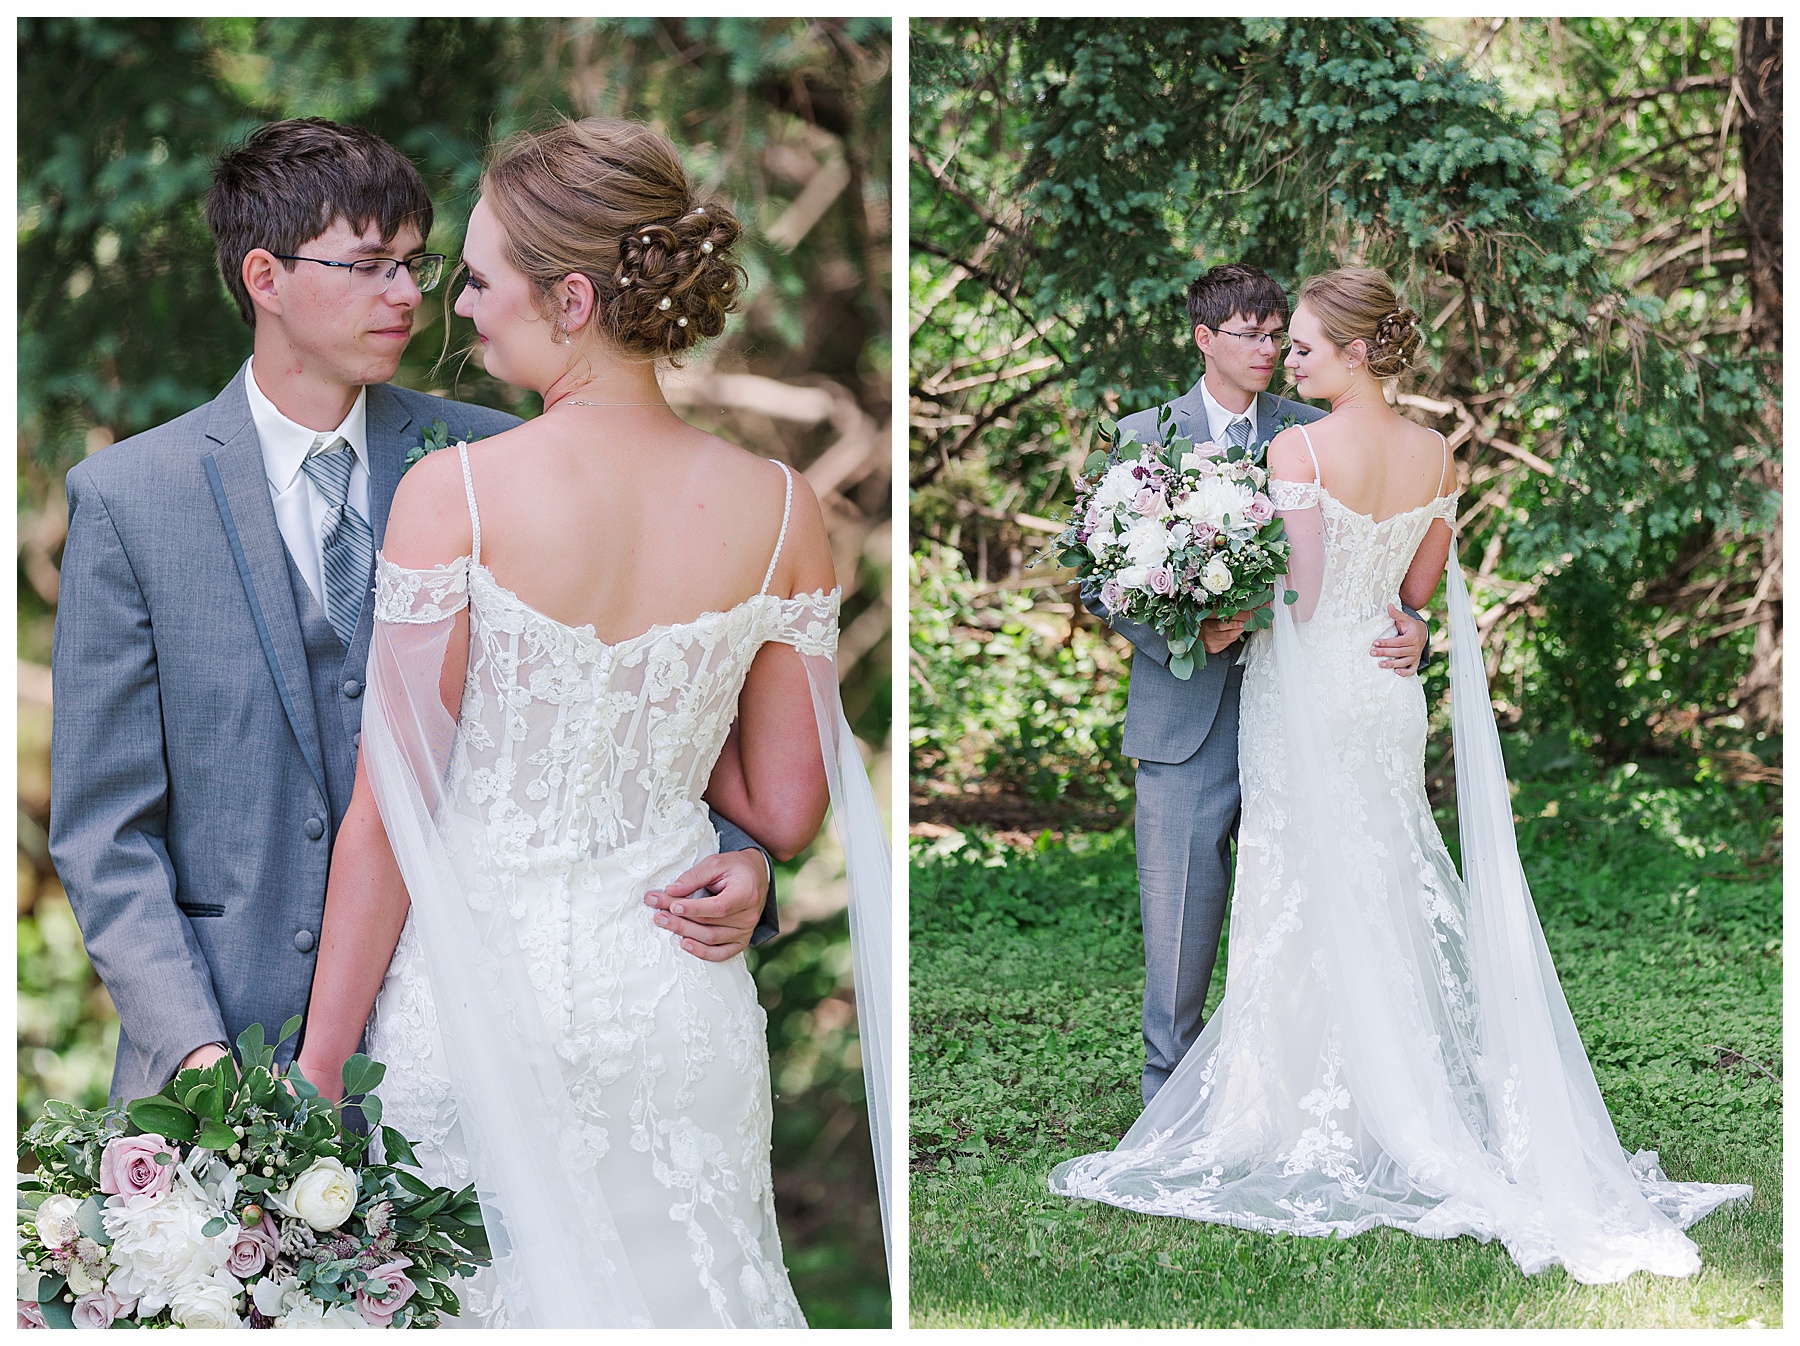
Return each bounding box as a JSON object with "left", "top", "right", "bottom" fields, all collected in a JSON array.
[
  {"left": 300, "top": 434, "right": 374, "bottom": 648},
  {"left": 1226, "top": 416, "right": 1254, "bottom": 451}
]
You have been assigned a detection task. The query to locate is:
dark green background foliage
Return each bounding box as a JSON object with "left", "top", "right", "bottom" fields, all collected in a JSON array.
[
  {"left": 910, "top": 756, "right": 1780, "bottom": 1326},
  {"left": 18, "top": 16, "right": 890, "bottom": 1326},
  {"left": 910, "top": 18, "right": 1779, "bottom": 820}
]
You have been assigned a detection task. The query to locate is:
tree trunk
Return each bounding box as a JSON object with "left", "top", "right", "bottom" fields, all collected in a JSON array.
[{"left": 1736, "top": 18, "right": 1781, "bottom": 729}]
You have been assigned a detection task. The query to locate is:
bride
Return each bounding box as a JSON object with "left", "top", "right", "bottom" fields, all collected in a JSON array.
[
  {"left": 1050, "top": 267, "right": 1749, "bottom": 1283},
  {"left": 292, "top": 118, "right": 890, "bottom": 1327}
]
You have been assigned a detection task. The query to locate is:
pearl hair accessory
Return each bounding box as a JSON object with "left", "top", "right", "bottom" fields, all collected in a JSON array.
[
  {"left": 700, "top": 241, "right": 713, "bottom": 254},
  {"left": 658, "top": 296, "right": 672, "bottom": 311},
  {"left": 677, "top": 317, "right": 688, "bottom": 327},
  {"left": 640, "top": 235, "right": 651, "bottom": 244}
]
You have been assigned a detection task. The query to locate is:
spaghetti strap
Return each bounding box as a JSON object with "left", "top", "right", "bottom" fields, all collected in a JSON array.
[
  {"left": 1296, "top": 424, "right": 1323, "bottom": 484},
  {"left": 456, "top": 441, "right": 482, "bottom": 565},
  {"left": 1434, "top": 429, "right": 1452, "bottom": 496},
  {"left": 759, "top": 460, "right": 795, "bottom": 596}
]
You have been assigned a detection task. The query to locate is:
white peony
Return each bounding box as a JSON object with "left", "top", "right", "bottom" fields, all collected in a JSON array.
[
  {"left": 102, "top": 1190, "right": 233, "bottom": 1316},
  {"left": 1122, "top": 516, "right": 1172, "bottom": 569},
  {"left": 253, "top": 1274, "right": 305, "bottom": 1320},
  {"left": 1116, "top": 565, "right": 1151, "bottom": 591},
  {"left": 34, "top": 1194, "right": 82, "bottom": 1250},
  {"left": 64, "top": 1255, "right": 107, "bottom": 1296},
  {"left": 1092, "top": 462, "right": 1142, "bottom": 511},
  {"left": 277, "top": 1158, "right": 357, "bottom": 1231},
  {"left": 168, "top": 1270, "right": 243, "bottom": 1329},
  {"left": 1201, "top": 557, "right": 1235, "bottom": 594},
  {"left": 1177, "top": 476, "right": 1254, "bottom": 530}
]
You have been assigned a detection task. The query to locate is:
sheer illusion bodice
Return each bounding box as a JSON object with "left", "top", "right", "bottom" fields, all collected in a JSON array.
[
  {"left": 1050, "top": 429, "right": 1749, "bottom": 1283},
  {"left": 364, "top": 446, "right": 835, "bottom": 1327}
]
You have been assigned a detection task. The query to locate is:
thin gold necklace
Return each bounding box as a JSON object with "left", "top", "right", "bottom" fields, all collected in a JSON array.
[{"left": 558, "top": 398, "right": 665, "bottom": 408}]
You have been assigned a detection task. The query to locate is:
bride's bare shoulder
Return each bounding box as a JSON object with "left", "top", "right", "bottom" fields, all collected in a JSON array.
[{"left": 384, "top": 443, "right": 476, "bottom": 567}]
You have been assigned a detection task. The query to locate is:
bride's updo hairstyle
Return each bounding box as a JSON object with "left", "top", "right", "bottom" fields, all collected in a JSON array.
[
  {"left": 481, "top": 118, "right": 744, "bottom": 360},
  {"left": 1298, "top": 267, "right": 1421, "bottom": 380}
]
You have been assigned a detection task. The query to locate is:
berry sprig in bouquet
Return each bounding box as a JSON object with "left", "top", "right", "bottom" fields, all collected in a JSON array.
[
  {"left": 18, "top": 1019, "right": 487, "bottom": 1329},
  {"left": 1054, "top": 407, "right": 1299, "bottom": 679}
]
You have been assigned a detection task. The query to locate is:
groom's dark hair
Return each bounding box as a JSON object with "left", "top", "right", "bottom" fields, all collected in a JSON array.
[
  {"left": 206, "top": 118, "right": 434, "bottom": 327},
  {"left": 1187, "top": 263, "right": 1290, "bottom": 335}
]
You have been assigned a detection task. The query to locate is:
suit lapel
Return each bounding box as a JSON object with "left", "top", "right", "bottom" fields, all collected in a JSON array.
[
  {"left": 346, "top": 383, "right": 414, "bottom": 677},
  {"left": 1171, "top": 376, "right": 1208, "bottom": 443},
  {"left": 1254, "top": 391, "right": 1282, "bottom": 448},
  {"left": 201, "top": 372, "right": 327, "bottom": 801}
]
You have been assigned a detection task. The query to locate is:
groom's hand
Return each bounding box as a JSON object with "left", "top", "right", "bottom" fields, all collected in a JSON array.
[
  {"left": 645, "top": 848, "right": 770, "bottom": 962},
  {"left": 1200, "top": 612, "right": 1249, "bottom": 654},
  {"left": 180, "top": 1043, "right": 230, "bottom": 1073},
  {"left": 1373, "top": 605, "right": 1428, "bottom": 676}
]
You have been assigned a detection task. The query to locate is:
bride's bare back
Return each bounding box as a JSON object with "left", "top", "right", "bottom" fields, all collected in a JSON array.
[
  {"left": 385, "top": 406, "right": 833, "bottom": 632},
  {"left": 1273, "top": 405, "right": 1452, "bottom": 521}
]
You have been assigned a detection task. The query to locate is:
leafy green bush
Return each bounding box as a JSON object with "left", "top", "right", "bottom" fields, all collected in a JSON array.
[{"left": 910, "top": 548, "right": 1131, "bottom": 808}]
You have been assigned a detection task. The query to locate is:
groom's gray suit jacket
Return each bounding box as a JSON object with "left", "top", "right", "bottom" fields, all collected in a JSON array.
[
  {"left": 51, "top": 370, "right": 775, "bottom": 1103},
  {"left": 1081, "top": 378, "right": 1324, "bottom": 1101}
]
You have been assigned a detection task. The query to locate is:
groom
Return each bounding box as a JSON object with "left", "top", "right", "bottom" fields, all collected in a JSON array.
[
  {"left": 50, "top": 118, "right": 778, "bottom": 1103},
  {"left": 1083, "top": 263, "right": 1428, "bottom": 1103}
]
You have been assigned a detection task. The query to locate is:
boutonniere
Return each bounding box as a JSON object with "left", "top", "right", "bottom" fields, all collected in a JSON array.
[{"left": 402, "top": 418, "right": 484, "bottom": 472}]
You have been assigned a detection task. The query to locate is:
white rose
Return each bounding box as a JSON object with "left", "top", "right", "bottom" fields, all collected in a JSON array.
[
  {"left": 1116, "top": 565, "right": 1151, "bottom": 591},
  {"left": 1201, "top": 557, "right": 1235, "bottom": 594},
  {"left": 103, "top": 1190, "right": 231, "bottom": 1316},
  {"left": 64, "top": 1256, "right": 106, "bottom": 1297},
  {"left": 278, "top": 1157, "right": 357, "bottom": 1231},
  {"left": 1177, "top": 476, "right": 1254, "bottom": 530},
  {"left": 168, "top": 1271, "right": 243, "bottom": 1330},
  {"left": 34, "top": 1194, "right": 81, "bottom": 1250},
  {"left": 1122, "top": 517, "right": 1171, "bottom": 569}
]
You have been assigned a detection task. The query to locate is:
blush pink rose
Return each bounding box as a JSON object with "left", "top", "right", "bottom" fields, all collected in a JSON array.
[
  {"left": 226, "top": 1218, "right": 279, "bottom": 1278},
  {"left": 19, "top": 1301, "right": 48, "bottom": 1329},
  {"left": 1247, "top": 493, "right": 1274, "bottom": 523},
  {"left": 1147, "top": 565, "right": 1175, "bottom": 596},
  {"left": 99, "top": 1134, "right": 177, "bottom": 1199},
  {"left": 355, "top": 1258, "right": 416, "bottom": 1327},
  {"left": 1099, "top": 578, "right": 1125, "bottom": 612},
  {"left": 1132, "top": 487, "right": 1161, "bottom": 516},
  {"left": 71, "top": 1290, "right": 137, "bottom": 1330},
  {"left": 1193, "top": 440, "right": 1226, "bottom": 459}
]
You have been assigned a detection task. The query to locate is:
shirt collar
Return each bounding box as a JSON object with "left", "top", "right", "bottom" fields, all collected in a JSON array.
[
  {"left": 243, "top": 357, "right": 370, "bottom": 493},
  {"left": 1199, "top": 379, "right": 1256, "bottom": 443}
]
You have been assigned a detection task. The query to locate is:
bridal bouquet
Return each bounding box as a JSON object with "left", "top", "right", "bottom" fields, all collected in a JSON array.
[
  {"left": 1054, "top": 408, "right": 1298, "bottom": 679},
  {"left": 18, "top": 1020, "right": 487, "bottom": 1329}
]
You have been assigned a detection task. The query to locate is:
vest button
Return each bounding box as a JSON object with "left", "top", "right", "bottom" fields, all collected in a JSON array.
[
  {"left": 293, "top": 930, "right": 316, "bottom": 953},
  {"left": 303, "top": 817, "right": 325, "bottom": 840},
  {"left": 352, "top": 732, "right": 362, "bottom": 752},
  {"left": 342, "top": 679, "right": 363, "bottom": 699}
]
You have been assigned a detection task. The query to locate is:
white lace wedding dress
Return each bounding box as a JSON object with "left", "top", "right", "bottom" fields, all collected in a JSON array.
[
  {"left": 1050, "top": 430, "right": 1750, "bottom": 1283},
  {"left": 360, "top": 446, "right": 849, "bottom": 1327}
]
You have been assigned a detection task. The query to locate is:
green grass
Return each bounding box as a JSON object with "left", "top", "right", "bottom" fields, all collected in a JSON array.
[{"left": 908, "top": 750, "right": 1781, "bottom": 1327}]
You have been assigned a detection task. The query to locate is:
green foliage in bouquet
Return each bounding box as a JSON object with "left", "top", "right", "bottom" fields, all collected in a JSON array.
[{"left": 18, "top": 1018, "right": 488, "bottom": 1328}]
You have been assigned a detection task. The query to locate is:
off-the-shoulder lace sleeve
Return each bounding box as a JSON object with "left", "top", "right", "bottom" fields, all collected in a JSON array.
[
  {"left": 768, "top": 588, "right": 841, "bottom": 656},
  {"left": 1434, "top": 491, "right": 1463, "bottom": 528},
  {"left": 1269, "top": 478, "right": 1321, "bottom": 510},
  {"left": 373, "top": 552, "right": 472, "bottom": 625}
]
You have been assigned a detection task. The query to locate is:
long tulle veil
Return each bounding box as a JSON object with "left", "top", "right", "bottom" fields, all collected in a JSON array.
[{"left": 360, "top": 586, "right": 892, "bottom": 1324}]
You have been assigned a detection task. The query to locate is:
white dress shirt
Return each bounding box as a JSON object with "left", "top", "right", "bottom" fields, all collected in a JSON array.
[
  {"left": 243, "top": 358, "right": 372, "bottom": 613},
  {"left": 1199, "top": 378, "right": 1258, "bottom": 449}
]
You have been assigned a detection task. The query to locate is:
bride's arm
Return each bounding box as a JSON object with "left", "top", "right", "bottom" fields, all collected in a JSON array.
[
  {"left": 704, "top": 474, "right": 834, "bottom": 861},
  {"left": 1267, "top": 427, "right": 1325, "bottom": 621},
  {"left": 1399, "top": 519, "right": 1454, "bottom": 610},
  {"left": 294, "top": 457, "right": 474, "bottom": 1101}
]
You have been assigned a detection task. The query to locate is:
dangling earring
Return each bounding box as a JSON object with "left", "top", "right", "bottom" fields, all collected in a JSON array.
[{"left": 553, "top": 316, "right": 573, "bottom": 346}]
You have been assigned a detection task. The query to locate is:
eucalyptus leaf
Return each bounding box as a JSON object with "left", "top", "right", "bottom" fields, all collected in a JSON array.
[{"left": 126, "top": 1098, "right": 197, "bottom": 1144}]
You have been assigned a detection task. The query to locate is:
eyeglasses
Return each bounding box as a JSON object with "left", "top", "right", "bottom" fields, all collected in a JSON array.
[
  {"left": 272, "top": 252, "right": 447, "bottom": 296},
  {"left": 1204, "top": 325, "right": 1290, "bottom": 354}
]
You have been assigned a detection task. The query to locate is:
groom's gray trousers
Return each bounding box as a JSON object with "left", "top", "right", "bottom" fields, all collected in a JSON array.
[{"left": 1085, "top": 578, "right": 1246, "bottom": 1105}]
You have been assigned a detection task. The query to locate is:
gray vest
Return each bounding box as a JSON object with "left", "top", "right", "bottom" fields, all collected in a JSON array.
[{"left": 282, "top": 546, "right": 362, "bottom": 833}]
